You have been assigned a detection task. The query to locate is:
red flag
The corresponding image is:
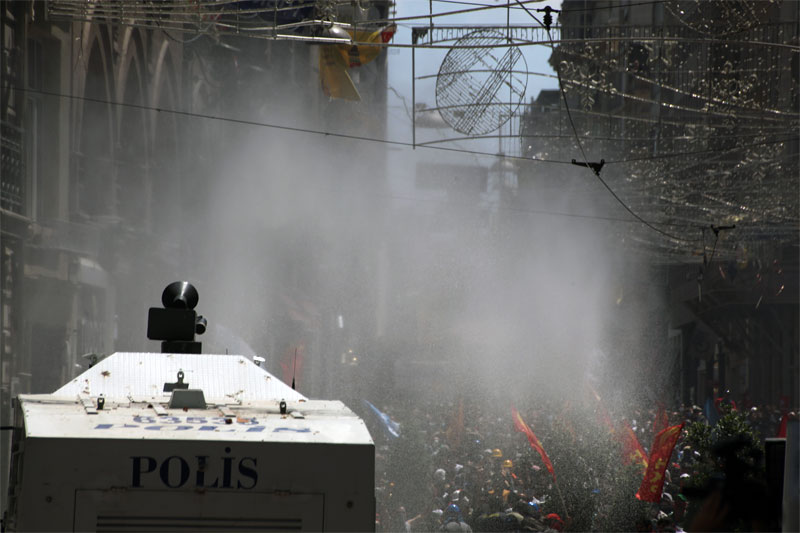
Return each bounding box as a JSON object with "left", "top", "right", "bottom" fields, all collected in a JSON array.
[
  {"left": 777, "top": 413, "right": 789, "bottom": 438},
  {"left": 620, "top": 421, "right": 648, "bottom": 471},
  {"left": 652, "top": 403, "right": 669, "bottom": 436},
  {"left": 636, "top": 423, "right": 684, "bottom": 502},
  {"left": 511, "top": 407, "right": 556, "bottom": 481}
]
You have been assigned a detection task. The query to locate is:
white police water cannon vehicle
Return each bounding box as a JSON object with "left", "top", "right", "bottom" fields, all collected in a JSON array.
[{"left": 4, "top": 282, "right": 375, "bottom": 532}]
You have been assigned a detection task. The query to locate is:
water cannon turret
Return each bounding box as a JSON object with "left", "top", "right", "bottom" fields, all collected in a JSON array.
[
  {"left": 161, "top": 280, "right": 198, "bottom": 309},
  {"left": 147, "top": 281, "right": 206, "bottom": 353}
]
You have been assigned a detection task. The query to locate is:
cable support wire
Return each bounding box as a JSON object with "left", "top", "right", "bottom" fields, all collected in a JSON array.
[
  {"left": 434, "top": 0, "right": 667, "bottom": 14},
  {"left": 409, "top": 25, "right": 800, "bottom": 51},
  {"left": 417, "top": 69, "right": 557, "bottom": 81},
  {"left": 603, "top": 137, "right": 797, "bottom": 164},
  {"left": 1, "top": 88, "right": 718, "bottom": 234},
  {"left": 520, "top": 130, "right": 796, "bottom": 144},
  {"left": 514, "top": 1, "right": 707, "bottom": 245},
  {"left": 47, "top": 0, "right": 545, "bottom": 27},
  {"left": 47, "top": 1, "right": 800, "bottom": 51},
  {"left": 552, "top": 52, "right": 797, "bottom": 119},
  {"left": 10, "top": 85, "right": 574, "bottom": 164},
  {"left": 48, "top": 0, "right": 318, "bottom": 16},
  {"left": 46, "top": 8, "right": 800, "bottom": 57},
  {"left": 11, "top": 85, "right": 796, "bottom": 250},
  {"left": 404, "top": 132, "right": 797, "bottom": 160},
  {"left": 519, "top": 98, "right": 793, "bottom": 134}
]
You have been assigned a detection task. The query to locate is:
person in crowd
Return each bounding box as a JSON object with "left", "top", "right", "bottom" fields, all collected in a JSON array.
[
  {"left": 440, "top": 503, "right": 473, "bottom": 532},
  {"left": 370, "top": 394, "right": 795, "bottom": 532}
]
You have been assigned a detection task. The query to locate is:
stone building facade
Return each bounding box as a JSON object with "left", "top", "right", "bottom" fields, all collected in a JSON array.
[{"left": 1, "top": 1, "right": 393, "bottom": 516}]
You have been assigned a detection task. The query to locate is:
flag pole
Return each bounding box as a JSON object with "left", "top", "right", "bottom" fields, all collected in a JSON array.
[
  {"left": 554, "top": 478, "right": 570, "bottom": 522},
  {"left": 513, "top": 407, "right": 570, "bottom": 521}
]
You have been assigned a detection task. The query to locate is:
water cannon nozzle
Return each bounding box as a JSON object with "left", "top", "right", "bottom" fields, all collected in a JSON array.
[
  {"left": 195, "top": 315, "right": 207, "bottom": 335},
  {"left": 162, "top": 281, "right": 199, "bottom": 310}
]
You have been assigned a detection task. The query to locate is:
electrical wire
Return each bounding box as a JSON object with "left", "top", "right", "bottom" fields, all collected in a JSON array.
[
  {"left": 604, "top": 137, "right": 797, "bottom": 164},
  {"left": 553, "top": 47, "right": 797, "bottom": 119},
  {"left": 14, "top": 85, "right": 797, "bottom": 254},
  {"left": 433, "top": 0, "right": 533, "bottom": 8},
  {"left": 559, "top": 0, "right": 666, "bottom": 13},
  {"left": 514, "top": 0, "right": 699, "bottom": 244},
  {"left": 3, "top": 101, "right": 709, "bottom": 234},
  {"left": 364, "top": 0, "right": 548, "bottom": 24},
  {"left": 47, "top": 0, "right": 545, "bottom": 26},
  {"left": 11, "top": 85, "right": 572, "bottom": 164},
  {"left": 159, "top": 25, "right": 208, "bottom": 44},
  {"left": 15, "top": 84, "right": 794, "bottom": 181},
  {"left": 433, "top": 0, "right": 666, "bottom": 12},
  {"left": 9, "top": 85, "right": 736, "bottom": 237}
]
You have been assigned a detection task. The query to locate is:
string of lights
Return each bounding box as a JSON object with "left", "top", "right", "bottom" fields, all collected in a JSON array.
[
  {"left": 509, "top": 0, "right": 798, "bottom": 261},
  {"left": 513, "top": 0, "right": 696, "bottom": 245},
  {"left": 37, "top": 0, "right": 800, "bottom": 262},
  {"left": 434, "top": 0, "right": 668, "bottom": 14},
  {"left": 14, "top": 84, "right": 790, "bottom": 245},
  {"left": 4, "top": 86, "right": 719, "bottom": 237},
  {"left": 11, "top": 85, "right": 791, "bottom": 171}
]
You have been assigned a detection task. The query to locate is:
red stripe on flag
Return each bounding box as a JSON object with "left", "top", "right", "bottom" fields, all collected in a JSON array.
[
  {"left": 636, "top": 423, "right": 684, "bottom": 502},
  {"left": 511, "top": 407, "right": 556, "bottom": 482},
  {"left": 620, "top": 421, "right": 648, "bottom": 471}
]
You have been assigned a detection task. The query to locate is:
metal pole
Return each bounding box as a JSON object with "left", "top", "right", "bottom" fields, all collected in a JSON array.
[
  {"left": 429, "top": 0, "right": 433, "bottom": 45},
  {"left": 554, "top": 479, "right": 571, "bottom": 523},
  {"left": 412, "top": 43, "right": 416, "bottom": 149},
  {"left": 507, "top": 1, "right": 511, "bottom": 155}
]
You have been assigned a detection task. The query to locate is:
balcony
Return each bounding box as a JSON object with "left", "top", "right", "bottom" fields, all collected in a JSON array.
[{"left": 1, "top": 121, "right": 24, "bottom": 216}]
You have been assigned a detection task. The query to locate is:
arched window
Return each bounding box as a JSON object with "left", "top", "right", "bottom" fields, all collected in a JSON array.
[
  {"left": 77, "top": 32, "right": 114, "bottom": 218},
  {"left": 150, "top": 51, "right": 179, "bottom": 234},
  {"left": 117, "top": 31, "right": 149, "bottom": 227}
]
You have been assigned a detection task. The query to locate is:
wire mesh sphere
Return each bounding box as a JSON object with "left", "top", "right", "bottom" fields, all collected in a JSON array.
[{"left": 435, "top": 30, "right": 528, "bottom": 136}]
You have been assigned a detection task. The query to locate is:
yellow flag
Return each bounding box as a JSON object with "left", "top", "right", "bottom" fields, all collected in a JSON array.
[
  {"left": 337, "top": 24, "right": 396, "bottom": 67},
  {"left": 318, "top": 23, "right": 395, "bottom": 101},
  {"left": 319, "top": 45, "right": 360, "bottom": 101}
]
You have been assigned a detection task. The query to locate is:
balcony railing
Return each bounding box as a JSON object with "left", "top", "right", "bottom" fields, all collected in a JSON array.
[{"left": 1, "top": 121, "right": 25, "bottom": 215}]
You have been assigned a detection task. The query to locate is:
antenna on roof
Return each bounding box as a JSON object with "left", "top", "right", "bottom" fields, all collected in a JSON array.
[{"left": 292, "top": 348, "right": 297, "bottom": 390}]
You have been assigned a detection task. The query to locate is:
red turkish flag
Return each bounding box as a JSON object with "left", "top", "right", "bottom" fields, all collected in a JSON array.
[
  {"left": 636, "top": 423, "right": 684, "bottom": 502},
  {"left": 620, "top": 421, "right": 648, "bottom": 471}
]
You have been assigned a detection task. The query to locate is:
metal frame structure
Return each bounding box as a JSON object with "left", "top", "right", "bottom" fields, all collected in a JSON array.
[
  {"left": 407, "top": 17, "right": 798, "bottom": 262},
  {"left": 40, "top": 0, "right": 799, "bottom": 261}
]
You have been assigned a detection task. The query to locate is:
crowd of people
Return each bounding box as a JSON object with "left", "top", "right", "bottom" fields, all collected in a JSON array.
[{"left": 364, "top": 391, "right": 794, "bottom": 532}]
